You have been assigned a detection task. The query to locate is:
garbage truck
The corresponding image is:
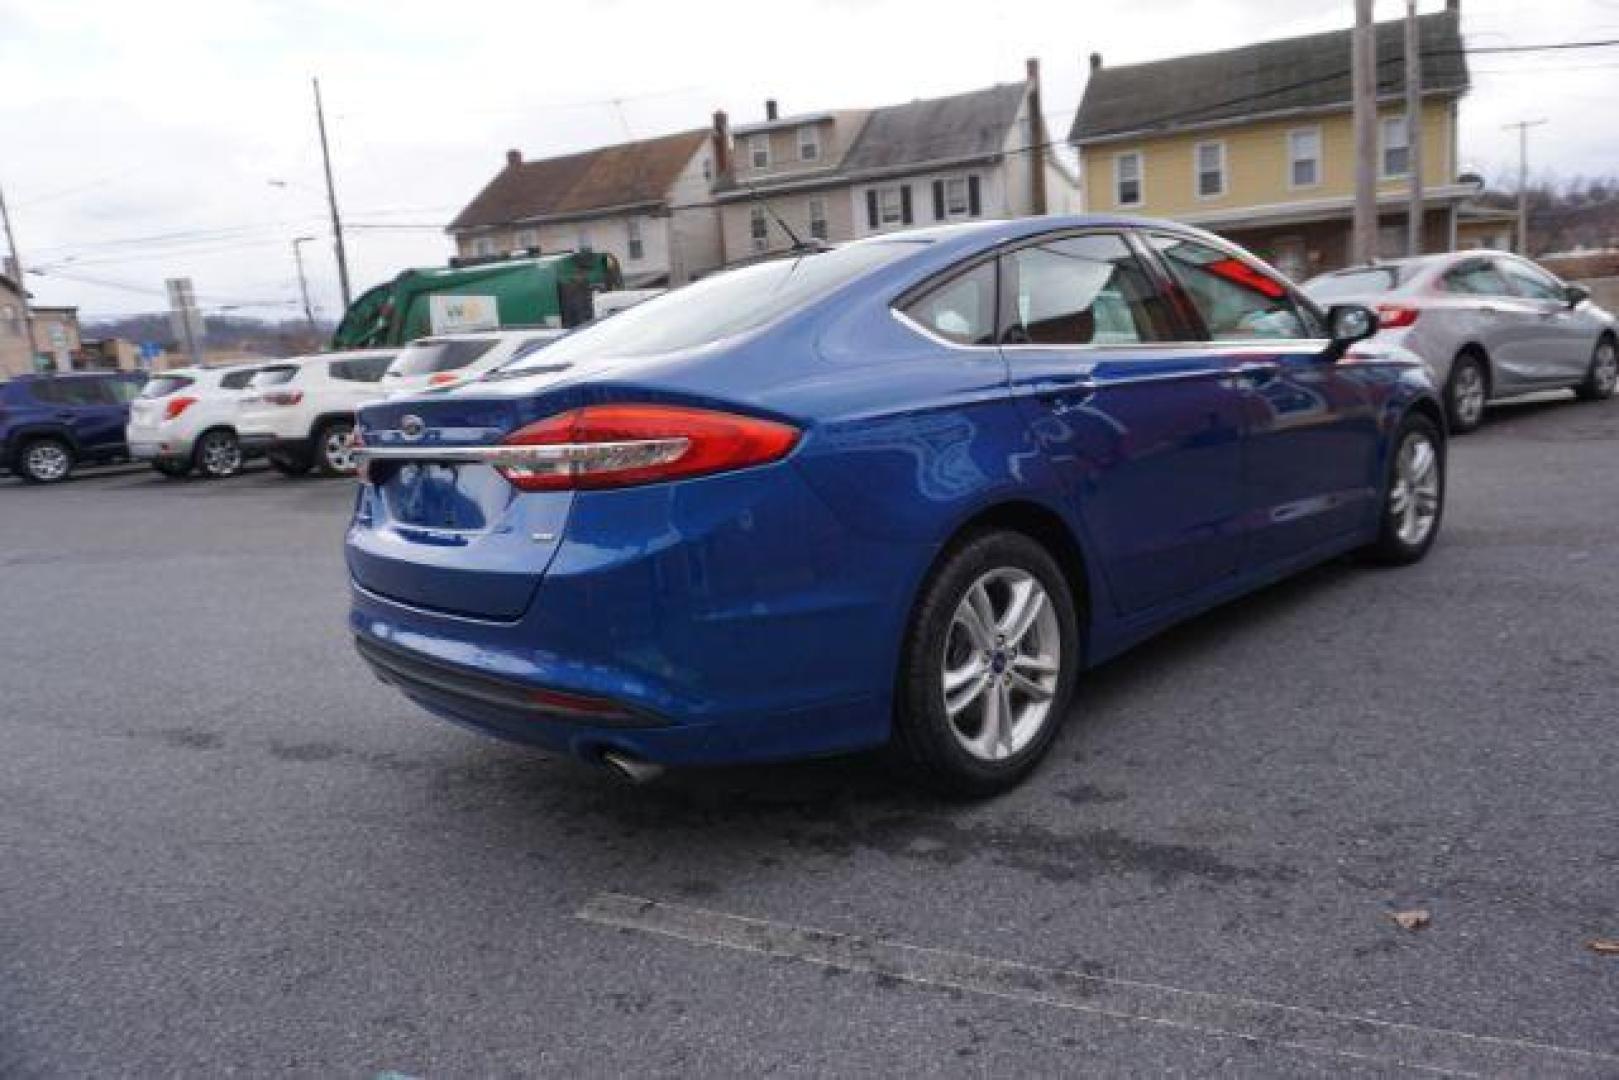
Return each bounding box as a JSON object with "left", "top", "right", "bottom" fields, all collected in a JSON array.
[{"left": 331, "top": 250, "right": 624, "bottom": 349}]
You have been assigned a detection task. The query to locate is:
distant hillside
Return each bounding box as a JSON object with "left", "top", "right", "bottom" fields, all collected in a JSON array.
[{"left": 81, "top": 314, "right": 335, "bottom": 356}]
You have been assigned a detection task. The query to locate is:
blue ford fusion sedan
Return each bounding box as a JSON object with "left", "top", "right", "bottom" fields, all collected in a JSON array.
[{"left": 347, "top": 216, "right": 1445, "bottom": 795}]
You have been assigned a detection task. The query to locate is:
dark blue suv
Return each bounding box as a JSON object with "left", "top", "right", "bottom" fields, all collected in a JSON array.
[{"left": 0, "top": 372, "right": 147, "bottom": 483}]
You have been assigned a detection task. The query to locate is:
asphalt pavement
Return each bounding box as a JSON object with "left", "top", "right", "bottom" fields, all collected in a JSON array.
[{"left": 2, "top": 393, "right": 1616, "bottom": 1077}]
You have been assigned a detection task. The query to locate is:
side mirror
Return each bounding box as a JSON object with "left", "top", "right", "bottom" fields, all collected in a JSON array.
[
  {"left": 1324, "top": 303, "right": 1380, "bottom": 359},
  {"left": 1564, "top": 284, "right": 1590, "bottom": 308}
]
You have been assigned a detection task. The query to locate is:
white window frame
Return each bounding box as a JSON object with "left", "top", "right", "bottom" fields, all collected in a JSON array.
[
  {"left": 878, "top": 185, "right": 904, "bottom": 226},
  {"left": 797, "top": 124, "right": 820, "bottom": 162},
  {"left": 749, "top": 205, "right": 768, "bottom": 252},
  {"left": 1286, "top": 126, "right": 1322, "bottom": 190},
  {"left": 1114, "top": 150, "right": 1144, "bottom": 208},
  {"left": 944, "top": 177, "right": 971, "bottom": 219},
  {"left": 576, "top": 226, "right": 591, "bottom": 252},
  {"left": 626, "top": 218, "right": 643, "bottom": 261},
  {"left": 472, "top": 236, "right": 496, "bottom": 257},
  {"left": 1192, "top": 140, "right": 1227, "bottom": 200},
  {"left": 514, "top": 228, "right": 537, "bottom": 250},
  {"left": 808, "top": 197, "right": 828, "bottom": 240},
  {"left": 1380, "top": 115, "right": 1411, "bottom": 179},
  {"left": 749, "top": 134, "right": 770, "bottom": 170}
]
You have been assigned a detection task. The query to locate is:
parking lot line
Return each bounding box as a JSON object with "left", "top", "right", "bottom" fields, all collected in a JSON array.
[{"left": 578, "top": 892, "right": 1618, "bottom": 1077}]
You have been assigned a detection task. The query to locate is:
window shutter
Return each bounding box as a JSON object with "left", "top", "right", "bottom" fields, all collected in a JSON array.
[
  {"left": 900, "top": 185, "right": 913, "bottom": 225},
  {"left": 932, "top": 180, "right": 945, "bottom": 221},
  {"left": 866, "top": 189, "right": 879, "bottom": 230},
  {"left": 968, "top": 175, "right": 982, "bottom": 217}
]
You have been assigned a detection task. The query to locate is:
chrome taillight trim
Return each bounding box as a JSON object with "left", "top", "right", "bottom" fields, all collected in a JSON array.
[{"left": 353, "top": 438, "right": 689, "bottom": 466}]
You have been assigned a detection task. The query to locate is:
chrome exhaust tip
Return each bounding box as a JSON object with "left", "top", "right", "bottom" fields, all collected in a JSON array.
[{"left": 601, "top": 750, "right": 665, "bottom": 785}]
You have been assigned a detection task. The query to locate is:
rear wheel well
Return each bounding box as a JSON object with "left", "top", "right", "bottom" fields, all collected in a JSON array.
[
  {"left": 1454, "top": 344, "right": 1491, "bottom": 392},
  {"left": 937, "top": 501, "right": 1092, "bottom": 654}
]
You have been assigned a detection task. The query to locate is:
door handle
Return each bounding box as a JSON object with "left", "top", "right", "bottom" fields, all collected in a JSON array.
[
  {"left": 56, "top": 411, "right": 76, "bottom": 420},
  {"left": 1033, "top": 379, "right": 1098, "bottom": 403},
  {"left": 1236, "top": 361, "right": 1281, "bottom": 384}
]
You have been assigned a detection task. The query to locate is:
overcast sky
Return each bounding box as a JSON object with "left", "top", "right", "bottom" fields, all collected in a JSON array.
[{"left": 2, "top": 0, "right": 1616, "bottom": 322}]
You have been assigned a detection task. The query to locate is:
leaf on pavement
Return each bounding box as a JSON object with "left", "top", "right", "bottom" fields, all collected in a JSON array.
[
  {"left": 1588, "top": 938, "right": 1619, "bottom": 956},
  {"left": 1391, "top": 909, "right": 1431, "bottom": 931}
]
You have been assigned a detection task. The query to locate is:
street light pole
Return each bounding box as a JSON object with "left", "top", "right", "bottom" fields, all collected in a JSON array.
[
  {"left": 1504, "top": 119, "right": 1547, "bottom": 256},
  {"left": 312, "top": 77, "right": 353, "bottom": 308},
  {"left": 0, "top": 179, "right": 40, "bottom": 370},
  {"left": 1351, "top": 0, "right": 1379, "bottom": 265},
  {"left": 1404, "top": 0, "right": 1425, "bottom": 257},
  {"left": 291, "top": 236, "right": 317, "bottom": 334}
]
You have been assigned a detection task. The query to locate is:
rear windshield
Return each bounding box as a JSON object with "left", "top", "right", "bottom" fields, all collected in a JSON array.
[
  {"left": 140, "top": 376, "right": 195, "bottom": 399},
  {"left": 499, "top": 242, "right": 913, "bottom": 375},
  {"left": 1304, "top": 267, "right": 1401, "bottom": 301},
  {"left": 389, "top": 338, "right": 499, "bottom": 376},
  {"left": 252, "top": 365, "right": 299, "bottom": 387}
]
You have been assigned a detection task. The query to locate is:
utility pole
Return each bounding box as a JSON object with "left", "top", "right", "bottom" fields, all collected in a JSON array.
[
  {"left": 0, "top": 179, "right": 40, "bottom": 370},
  {"left": 1504, "top": 119, "right": 1547, "bottom": 256},
  {"left": 1351, "top": 0, "right": 1379, "bottom": 264},
  {"left": 1404, "top": 0, "right": 1425, "bottom": 256},
  {"left": 313, "top": 77, "right": 352, "bottom": 308},
  {"left": 292, "top": 236, "right": 317, "bottom": 333}
]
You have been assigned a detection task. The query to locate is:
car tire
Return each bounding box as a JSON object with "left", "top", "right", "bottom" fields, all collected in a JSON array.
[
  {"left": 890, "top": 529, "right": 1081, "bottom": 797},
  {"left": 1363, "top": 411, "right": 1445, "bottom": 566},
  {"left": 153, "top": 460, "right": 191, "bottom": 479},
  {"left": 1444, "top": 352, "right": 1488, "bottom": 434},
  {"left": 1574, "top": 336, "right": 1618, "bottom": 401},
  {"left": 313, "top": 420, "right": 357, "bottom": 477},
  {"left": 267, "top": 452, "right": 312, "bottom": 477},
  {"left": 16, "top": 437, "right": 74, "bottom": 484},
  {"left": 192, "top": 429, "right": 243, "bottom": 479}
]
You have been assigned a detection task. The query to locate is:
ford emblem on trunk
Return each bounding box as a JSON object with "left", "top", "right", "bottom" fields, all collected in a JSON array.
[{"left": 399, "top": 415, "right": 426, "bottom": 441}]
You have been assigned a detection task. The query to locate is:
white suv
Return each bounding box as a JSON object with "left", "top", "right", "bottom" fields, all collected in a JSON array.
[
  {"left": 378, "top": 329, "right": 565, "bottom": 397},
  {"left": 237, "top": 349, "right": 397, "bottom": 476},
  {"left": 126, "top": 364, "right": 266, "bottom": 479}
]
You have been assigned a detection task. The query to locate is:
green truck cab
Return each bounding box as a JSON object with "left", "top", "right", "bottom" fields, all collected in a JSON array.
[{"left": 331, "top": 251, "right": 623, "bottom": 349}]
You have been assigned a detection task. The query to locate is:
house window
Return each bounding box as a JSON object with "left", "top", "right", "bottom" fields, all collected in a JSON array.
[
  {"left": 749, "top": 135, "right": 770, "bottom": 170},
  {"left": 798, "top": 125, "right": 820, "bottom": 162},
  {"left": 472, "top": 236, "right": 495, "bottom": 257},
  {"left": 702, "top": 156, "right": 713, "bottom": 181},
  {"left": 576, "top": 226, "right": 591, "bottom": 252},
  {"left": 514, "top": 228, "right": 537, "bottom": 250},
  {"left": 1194, "top": 141, "right": 1226, "bottom": 199},
  {"left": 945, "top": 178, "right": 970, "bottom": 217},
  {"left": 626, "top": 219, "right": 643, "bottom": 261},
  {"left": 1, "top": 305, "right": 15, "bottom": 337},
  {"left": 1288, "top": 127, "right": 1322, "bottom": 188},
  {"left": 808, "top": 198, "right": 828, "bottom": 240},
  {"left": 1381, "top": 116, "right": 1411, "bottom": 178},
  {"left": 879, "top": 186, "right": 904, "bottom": 225},
  {"left": 750, "top": 206, "right": 768, "bottom": 252},
  {"left": 1114, "top": 151, "right": 1143, "bottom": 207}
]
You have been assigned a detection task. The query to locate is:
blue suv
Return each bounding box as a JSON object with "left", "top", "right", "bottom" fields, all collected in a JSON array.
[{"left": 0, "top": 372, "right": 147, "bottom": 483}]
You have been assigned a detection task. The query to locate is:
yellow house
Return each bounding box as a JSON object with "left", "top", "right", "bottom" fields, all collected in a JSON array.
[{"left": 1070, "top": 1, "right": 1473, "bottom": 281}]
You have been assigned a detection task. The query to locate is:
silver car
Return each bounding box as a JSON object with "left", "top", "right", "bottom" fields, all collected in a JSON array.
[{"left": 1304, "top": 252, "right": 1618, "bottom": 432}]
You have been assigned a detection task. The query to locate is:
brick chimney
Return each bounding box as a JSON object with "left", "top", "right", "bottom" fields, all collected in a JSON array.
[
  {"left": 1089, "top": 52, "right": 1103, "bottom": 72},
  {"left": 765, "top": 99, "right": 779, "bottom": 121},
  {"left": 505, "top": 148, "right": 522, "bottom": 167},
  {"left": 711, "top": 110, "right": 732, "bottom": 178},
  {"left": 1026, "top": 58, "right": 1048, "bottom": 215}
]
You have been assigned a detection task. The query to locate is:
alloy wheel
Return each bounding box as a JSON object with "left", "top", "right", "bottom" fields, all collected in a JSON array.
[
  {"left": 941, "top": 568, "right": 1062, "bottom": 762},
  {"left": 1594, "top": 342, "right": 1618, "bottom": 395},
  {"left": 199, "top": 432, "right": 241, "bottom": 477},
  {"left": 1388, "top": 431, "right": 1441, "bottom": 546},
  {"left": 324, "top": 426, "right": 356, "bottom": 473},
  {"left": 1453, "top": 363, "right": 1486, "bottom": 428},
  {"left": 25, "top": 442, "right": 70, "bottom": 482}
]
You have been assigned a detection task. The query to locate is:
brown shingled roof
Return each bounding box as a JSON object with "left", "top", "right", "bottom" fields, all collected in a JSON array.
[{"left": 448, "top": 129, "right": 709, "bottom": 232}]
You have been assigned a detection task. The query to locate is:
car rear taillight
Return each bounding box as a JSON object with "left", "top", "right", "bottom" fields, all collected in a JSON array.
[
  {"left": 1376, "top": 304, "right": 1421, "bottom": 329},
  {"left": 164, "top": 396, "right": 198, "bottom": 421},
  {"left": 263, "top": 390, "right": 304, "bottom": 406},
  {"left": 495, "top": 404, "right": 799, "bottom": 492},
  {"left": 428, "top": 372, "right": 461, "bottom": 386}
]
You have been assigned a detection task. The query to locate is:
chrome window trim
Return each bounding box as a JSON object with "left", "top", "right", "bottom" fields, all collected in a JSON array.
[{"left": 892, "top": 305, "right": 1330, "bottom": 358}]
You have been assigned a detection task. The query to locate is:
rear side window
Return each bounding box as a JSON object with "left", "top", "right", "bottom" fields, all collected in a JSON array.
[
  {"left": 104, "top": 378, "right": 143, "bottom": 403},
  {"left": 1440, "top": 261, "right": 1512, "bottom": 297},
  {"left": 219, "top": 369, "right": 260, "bottom": 390},
  {"left": 1147, "top": 233, "right": 1311, "bottom": 341},
  {"left": 902, "top": 261, "right": 998, "bottom": 345},
  {"left": 252, "top": 365, "right": 300, "bottom": 387},
  {"left": 141, "top": 376, "right": 196, "bottom": 399},
  {"left": 506, "top": 335, "right": 563, "bottom": 364},
  {"left": 389, "top": 339, "right": 498, "bottom": 376},
  {"left": 1003, "top": 233, "right": 1174, "bottom": 346},
  {"left": 329, "top": 354, "right": 396, "bottom": 382}
]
